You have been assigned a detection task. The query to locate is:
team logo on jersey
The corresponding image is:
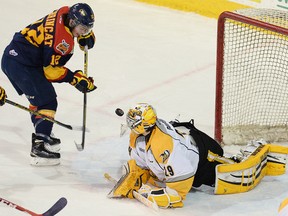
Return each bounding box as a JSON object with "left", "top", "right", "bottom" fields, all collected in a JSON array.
[
  {"left": 56, "top": 39, "right": 70, "bottom": 55},
  {"left": 160, "top": 150, "right": 170, "bottom": 163}
]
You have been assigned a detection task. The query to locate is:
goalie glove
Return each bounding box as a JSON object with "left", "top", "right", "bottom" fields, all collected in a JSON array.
[
  {"left": 108, "top": 159, "right": 149, "bottom": 199},
  {"left": 138, "top": 184, "right": 183, "bottom": 208},
  {"left": 70, "top": 70, "right": 96, "bottom": 93},
  {"left": 0, "top": 86, "right": 7, "bottom": 106},
  {"left": 77, "top": 31, "right": 95, "bottom": 50}
]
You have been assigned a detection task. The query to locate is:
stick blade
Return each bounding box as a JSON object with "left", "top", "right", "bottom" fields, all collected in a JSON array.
[
  {"left": 133, "top": 191, "right": 159, "bottom": 211},
  {"left": 75, "top": 142, "right": 84, "bottom": 151},
  {"left": 42, "top": 197, "right": 67, "bottom": 216}
]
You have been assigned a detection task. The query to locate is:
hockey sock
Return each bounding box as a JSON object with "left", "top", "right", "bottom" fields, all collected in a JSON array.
[{"left": 29, "top": 99, "right": 57, "bottom": 138}]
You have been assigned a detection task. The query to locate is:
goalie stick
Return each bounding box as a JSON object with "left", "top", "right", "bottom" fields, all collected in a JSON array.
[
  {"left": 0, "top": 197, "right": 67, "bottom": 216},
  {"left": 6, "top": 99, "right": 85, "bottom": 132},
  {"left": 104, "top": 173, "right": 159, "bottom": 211}
]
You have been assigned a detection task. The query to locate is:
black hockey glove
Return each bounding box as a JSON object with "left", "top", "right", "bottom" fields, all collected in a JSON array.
[
  {"left": 70, "top": 70, "right": 97, "bottom": 93},
  {"left": 77, "top": 31, "right": 95, "bottom": 50},
  {"left": 0, "top": 86, "right": 7, "bottom": 106}
]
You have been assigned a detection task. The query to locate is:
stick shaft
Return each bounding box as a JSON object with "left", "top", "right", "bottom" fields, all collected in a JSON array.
[
  {"left": 0, "top": 197, "right": 39, "bottom": 215},
  {"left": 6, "top": 99, "right": 77, "bottom": 130},
  {"left": 75, "top": 46, "right": 88, "bottom": 151},
  {"left": 0, "top": 197, "right": 67, "bottom": 216}
]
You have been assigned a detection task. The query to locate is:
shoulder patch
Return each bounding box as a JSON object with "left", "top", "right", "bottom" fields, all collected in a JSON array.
[
  {"left": 160, "top": 150, "right": 170, "bottom": 163},
  {"left": 56, "top": 39, "right": 70, "bottom": 55},
  {"left": 53, "top": 7, "right": 74, "bottom": 55}
]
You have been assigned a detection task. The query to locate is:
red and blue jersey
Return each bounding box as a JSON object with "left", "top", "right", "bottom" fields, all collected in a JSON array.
[{"left": 3, "top": 6, "right": 75, "bottom": 83}]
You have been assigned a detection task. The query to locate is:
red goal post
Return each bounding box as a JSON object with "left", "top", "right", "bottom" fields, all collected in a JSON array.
[{"left": 215, "top": 9, "right": 288, "bottom": 145}]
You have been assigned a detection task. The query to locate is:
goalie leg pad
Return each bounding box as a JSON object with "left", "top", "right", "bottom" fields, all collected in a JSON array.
[
  {"left": 214, "top": 145, "right": 269, "bottom": 194},
  {"left": 267, "top": 145, "right": 288, "bottom": 176},
  {"left": 214, "top": 144, "right": 288, "bottom": 194},
  {"left": 138, "top": 185, "right": 183, "bottom": 208}
]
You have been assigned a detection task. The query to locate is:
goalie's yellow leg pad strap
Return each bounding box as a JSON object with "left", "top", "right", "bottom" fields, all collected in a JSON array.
[
  {"left": 214, "top": 145, "right": 269, "bottom": 194},
  {"left": 267, "top": 144, "right": 288, "bottom": 176}
]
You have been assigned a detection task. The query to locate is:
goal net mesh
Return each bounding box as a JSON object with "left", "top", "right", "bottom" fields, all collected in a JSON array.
[{"left": 215, "top": 8, "right": 288, "bottom": 145}]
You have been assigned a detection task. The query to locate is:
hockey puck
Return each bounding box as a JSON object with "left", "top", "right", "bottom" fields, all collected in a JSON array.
[{"left": 115, "top": 108, "right": 124, "bottom": 116}]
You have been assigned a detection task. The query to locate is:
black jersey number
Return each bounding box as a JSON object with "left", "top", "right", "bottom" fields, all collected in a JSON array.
[{"left": 164, "top": 165, "right": 174, "bottom": 177}]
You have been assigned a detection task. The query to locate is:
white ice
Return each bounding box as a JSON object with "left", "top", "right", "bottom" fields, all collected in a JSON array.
[{"left": 0, "top": 0, "right": 287, "bottom": 215}]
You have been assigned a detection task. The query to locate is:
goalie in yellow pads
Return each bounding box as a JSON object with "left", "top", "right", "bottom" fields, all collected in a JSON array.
[{"left": 107, "top": 103, "right": 288, "bottom": 208}]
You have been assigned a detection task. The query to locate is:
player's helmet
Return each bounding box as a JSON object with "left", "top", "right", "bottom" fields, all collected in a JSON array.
[
  {"left": 126, "top": 103, "right": 157, "bottom": 135},
  {"left": 68, "top": 3, "right": 94, "bottom": 29}
]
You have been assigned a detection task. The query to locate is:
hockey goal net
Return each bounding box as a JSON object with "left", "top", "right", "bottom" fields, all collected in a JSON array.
[{"left": 215, "top": 8, "right": 288, "bottom": 145}]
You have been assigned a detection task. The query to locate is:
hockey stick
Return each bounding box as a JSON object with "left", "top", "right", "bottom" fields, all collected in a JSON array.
[
  {"left": 75, "top": 46, "right": 88, "bottom": 151},
  {"left": 6, "top": 99, "right": 85, "bottom": 131},
  {"left": 104, "top": 173, "right": 159, "bottom": 211},
  {"left": 0, "top": 197, "right": 67, "bottom": 216}
]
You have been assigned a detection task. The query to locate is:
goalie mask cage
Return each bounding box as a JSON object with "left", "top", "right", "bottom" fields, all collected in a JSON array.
[{"left": 215, "top": 8, "right": 288, "bottom": 145}]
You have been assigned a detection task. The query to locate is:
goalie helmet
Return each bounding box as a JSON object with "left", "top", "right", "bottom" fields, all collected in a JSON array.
[
  {"left": 126, "top": 103, "right": 157, "bottom": 135},
  {"left": 68, "top": 3, "right": 95, "bottom": 29}
]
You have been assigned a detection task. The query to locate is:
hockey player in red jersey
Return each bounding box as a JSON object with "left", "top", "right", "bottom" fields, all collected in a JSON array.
[
  {"left": 1, "top": 3, "right": 96, "bottom": 166},
  {"left": 0, "top": 86, "right": 7, "bottom": 106}
]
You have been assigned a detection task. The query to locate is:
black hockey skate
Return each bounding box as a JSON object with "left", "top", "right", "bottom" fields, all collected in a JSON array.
[{"left": 30, "top": 133, "right": 61, "bottom": 166}]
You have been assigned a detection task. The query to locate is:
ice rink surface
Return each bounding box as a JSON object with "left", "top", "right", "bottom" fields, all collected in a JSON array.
[{"left": 0, "top": 0, "right": 287, "bottom": 215}]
